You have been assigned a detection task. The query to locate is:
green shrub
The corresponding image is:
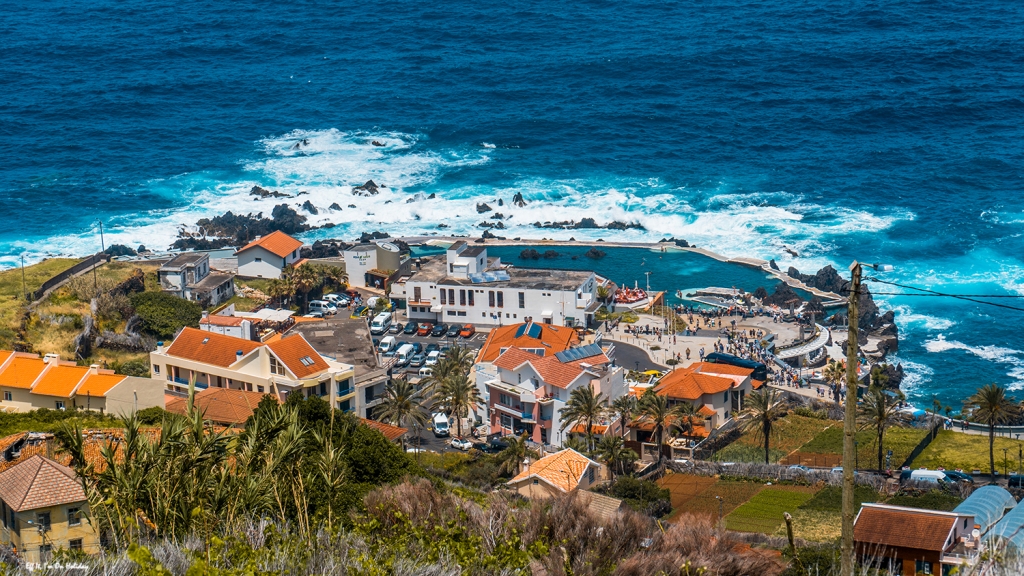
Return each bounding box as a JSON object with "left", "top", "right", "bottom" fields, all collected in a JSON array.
[
  {"left": 886, "top": 489, "right": 962, "bottom": 511},
  {"left": 110, "top": 358, "right": 151, "bottom": 378},
  {"left": 136, "top": 406, "right": 168, "bottom": 425},
  {"left": 799, "top": 485, "right": 881, "bottom": 512},
  {"left": 129, "top": 292, "right": 202, "bottom": 339},
  {"left": 608, "top": 476, "right": 672, "bottom": 517},
  {"left": 792, "top": 406, "right": 827, "bottom": 419}
]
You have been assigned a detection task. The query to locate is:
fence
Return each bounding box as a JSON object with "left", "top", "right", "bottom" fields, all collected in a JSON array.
[
  {"left": 899, "top": 420, "right": 943, "bottom": 469},
  {"left": 32, "top": 252, "right": 111, "bottom": 301}
]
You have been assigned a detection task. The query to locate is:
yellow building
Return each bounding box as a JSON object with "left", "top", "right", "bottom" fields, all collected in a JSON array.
[{"left": 0, "top": 455, "right": 97, "bottom": 564}]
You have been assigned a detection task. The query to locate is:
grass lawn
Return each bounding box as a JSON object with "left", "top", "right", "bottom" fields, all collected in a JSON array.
[
  {"left": 669, "top": 479, "right": 765, "bottom": 522},
  {"left": 658, "top": 473, "right": 719, "bottom": 510},
  {"left": 725, "top": 487, "right": 816, "bottom": 533},
  {"left": 714, "top": 413, "right": 835, "bottom": 463},
  {"left": 912, "top": 430, "right": 1024, "bottom": 473},
  {"left": 772, "top": 508, "right": 842, "bottom": 542},
  {"left": 238, "top": 278, "right": 275, "bottom": 293},
  {"left": 0, "top": 258, "right": 82, "bottom": 348},
  {"left": 217, "top": 295, "right": 263, "bottom": 312},
  {"left": 0, "top": 411, "right": 120, "bottom": 438},
  {"left": 798, "top": 425, "right": 929, "bottom": 469}
]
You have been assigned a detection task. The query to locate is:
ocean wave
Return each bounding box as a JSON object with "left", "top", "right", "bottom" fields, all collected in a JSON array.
[
  {"left": 889, "top": 305, "right": 956, "bottom": 331},
  {"left": 887, "top": 357, "right": 934, "bottom": 395},
  {"left": 924, "top": 335, "right": 1024, "bottom": 388}
]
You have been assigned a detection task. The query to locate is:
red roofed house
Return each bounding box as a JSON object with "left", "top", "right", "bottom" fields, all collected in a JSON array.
[
  {"left": 0, "top": 351, "right": 165, "bottom": 414},
  {"left": 235, "top": 230, "right": 303, "bottom": 279},
  {"left": 654, "top": 362, "right": 756, "bottom": 429},
  {"left": 483, "top": 341, "right": 625, "bottom": 447},
  {"left": 854, "top": 503, "right": 979, "bottom": 575},
  {"left": 0, "top": 455, "right": 97, "bottom": 563},
  {"left": 508, "top": 448, "right": 604, "bottom": 499},
  {"left": 150, "top": 327, "right": 356, "bottom": 409}
]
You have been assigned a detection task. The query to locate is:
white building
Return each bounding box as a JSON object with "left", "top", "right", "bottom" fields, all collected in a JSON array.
[
  {"left": 342, "top": 241, "right": 403, "bottom": 289},
  {"left": 235, "top": 231, "right": 303, "bottom": 279},
  {"left": 484, "top": 342, "right": 626, "bottom": 447},
  {"left": 199, "top": 312, "right": 253, "bottom": 340},
  {"left": 157, "top": 252, "right": 235, "bottom": 308},
  {"left": 393, "top": 241, "right": 602, "bottom": 327},
  {"left": 150, "top": 327, "right": 355, "bottom": 407}
]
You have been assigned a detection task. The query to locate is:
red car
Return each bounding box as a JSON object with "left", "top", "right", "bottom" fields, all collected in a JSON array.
[
  {"left": 417, "top": 322, "right": 434, "bottom": 336},
  {"left": 459, "top": 324, "right": 475, "bottom": 338}
]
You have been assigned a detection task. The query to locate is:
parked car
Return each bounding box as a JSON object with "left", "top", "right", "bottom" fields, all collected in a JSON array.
[
  {"left": 389, "top": 322, "right": 403, "bottom": 335},
  {"left": 308, "top": 300, "right": 337, "bottom": 316},
  {"left": 459, "top": 324, "right": 475, "bottom": 338},
  {"left": 425, "top": 351, "right": 441, "bottom": 366},
  {"left": 425, "top": 343, "right": 440, "bottom": 354},
  {"left": 410, "top": 353, "right": 426, "bottom": 367},
  {"left": 1009, "top": 475, "right": 1024, "bottom": 489},
  {"left": 788, "top": 465, "right": 811, "bottom": 473},
  {"left": 404, "top": 322, "right": 418, "bottom": 335},
  {"left": 417, "top": 323, "right": 434, "bottom": 336},
  {"left": 431, "top": 323, "right": 448, "bottom": 337},
  {"left": 446, "top": 324, "right": 461, "bottom": 338},
  {"left": 451, "top": 438, "right": 473, "bottom": 451},
  {"left": 432, "top": 413, "right": 450, "bottom": 437},
  {"left": 301, "top": 313, "right": 322, "bottom": 319},
  {"left": 411, "top": 342, "right": 423, "bottom": 354},
  {"left": 324, "top": 293, "right": 350, "bottom": 306},
  {"left": 943, "top": 470, "right": 974, "bottom": 484},
  {"left": 417, "top": 366, "right": 433, "bottom": 377}
]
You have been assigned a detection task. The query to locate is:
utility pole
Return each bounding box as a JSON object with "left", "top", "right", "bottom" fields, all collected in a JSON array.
[
  {"left": 841, "top": 261, "right": 862, "bottom": 576},
  {"left": 96, "top": 220, "right": 105, "bottom": 253},
  {"left": 21, "top": 254, "right": 27, "bottom": 300}
]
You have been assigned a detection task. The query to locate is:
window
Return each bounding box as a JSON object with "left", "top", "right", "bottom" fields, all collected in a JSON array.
[
  {"left": 588, "top": 467, "right": 595, "bottom": 484},
  {"left": 257, "top": 385, "right": 265, "bottom": 393},
  {"left": 449, "top": 289, "right": 455, "bottom": 304},
  {"left": 2, "top": 392, "right": 10, "bottom": 401},
  {"left": 500, "top": 394, "right": 511, "bottom": 406},
  {"left": 68, "top": 507, "right": 81, "bottom": 526},
  {"left": 69, "top": 539, "right": 83, "bottom": 552},
  {"left": 488, "top": 291, "right": 495, "bottom": 307},
  {"left": 153, "top": 365, "right": 160, "bottom": 375},
  {"left": 518, "top": 292, "right": 525, "bottom": 308},
  {"left": 255, "top": 257, "right": 262, "bottom": 262},
  {"left": 37, "top": 512, "right": 51, "bottom": 532},
  {"left": 723, "top": 391, "right": 729, "bottom": 403},
  {"left": 55, "top": 401, "right": 65, "bottom": 410},
  {"left": 270, "top": 356, "right": 286, "bottom": 376},
  {"left": 497, "top": 291, "right": 504, "bottom": 308},
  {"left": 447, "top": 311, "right": 457, "bottom": 316},
  {"left": 319, "top": 382, "right": 327, "bottom": 396},
  {"left": 915, "top": 560, "right": 933, "bottom": 575},
  {"left": 440, "top": 290, "right": 446, "bottom": 304},
  {"left": 457, "top": 311, "right": 467, "bottom": 316},
  {"left": 468, "top": 291, "right": 474, "bottom": 305},
  {"left": 460, "top": 289, "right": 466, "bottom": 305},
  {"left": 414, "top": 287, "right": 422, "bottom": 301}
]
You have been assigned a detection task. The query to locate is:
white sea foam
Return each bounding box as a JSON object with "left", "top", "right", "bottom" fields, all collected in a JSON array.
[
  {"left": 924, "top": 335, "right": 1024, "bottom": 390},
  {"left": 887, "top": 357, "right": 934, "bottom": 395},
  {"left": 889, "top": 305, "right": 956, "bottom": 331}
]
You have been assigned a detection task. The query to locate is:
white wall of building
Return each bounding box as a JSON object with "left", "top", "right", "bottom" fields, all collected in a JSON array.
[
  {"left": 237, "top": 246, "right": 299, "bottom": 279},
  {"left": 406, "top": 282, "right": 596, "bottom": 327}
]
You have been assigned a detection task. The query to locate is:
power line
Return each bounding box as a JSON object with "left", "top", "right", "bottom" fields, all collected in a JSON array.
[{"left": 846, "top": 278, "right": 1024, "bottom": 313}]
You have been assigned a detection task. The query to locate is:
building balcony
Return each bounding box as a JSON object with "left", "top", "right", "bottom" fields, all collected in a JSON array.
[{"left": 337, "top": 386, "right": 355, "bottom": 398}]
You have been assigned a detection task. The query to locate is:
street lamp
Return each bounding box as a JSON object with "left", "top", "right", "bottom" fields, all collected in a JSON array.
[
  {"left": 841, "top": 261, "right": 892, "bottom": 576},
  {"left": 95, "top": 220, "right": 105, "bottom": 253},
  {"left": 715, "top": 495, "right": 724, "bottom": 524}
]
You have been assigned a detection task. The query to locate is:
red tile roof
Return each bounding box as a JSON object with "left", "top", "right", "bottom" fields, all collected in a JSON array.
[
  {"left": 0, "top": 455, "right": 86, "bottom": 511},
  {"left": 476, "top": 323, "right": 579, "bottom": 363},
  {"left": 165, "top": 327, "right": 262, "bottom": 367},
  {"left": 493, "top": 347, "right": 609, "bottom": 389},
  {"left": 854, "top": 505, "right": 960, "bottom": 552},
  {"left": 75, "top": 372, "right": 128, "bottom": 398},
  {"left": 360, "top": 418, "right": 408, "bottom": 441},
  {"left": 655, "top": 371, "right": 735, "bottom": 401},
  {"left": 751, "top": 379, "right": 766, "bottom": 390},
  {"left": 235, "top": 230, "right": 303, "bottom": 258},
  {"left": 200, "top": 315, "right": 247, "bottom": 327},
  {"left": 267, "top": 334, "right": 329, "bottom": 379},
  {"left": 698, "top": 405, "right": 716, "bottom": 417},
  {"left": 691, "top": 362, "right": 754, "bottom": 377},
  {"left": 165, "top": 388, "right": 278, "bottom": 425}
]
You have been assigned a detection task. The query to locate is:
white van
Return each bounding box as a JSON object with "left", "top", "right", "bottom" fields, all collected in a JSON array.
[
  {"left": 900, "top": 469, "right": 947, "bottom": 485},
  {"left": 308, "top": 300, "right": 336, "bottom": 315},
  {"left": 418, "top": 366, "right": 433, "bottom": 377},
  {"left": 395, "top": 343, "right": 415, "bottom": 365},
  {"left": 425, "top": 350, "right": 441, "bottom": 366},
  {"left": 378, "top": 336, "right": 396, "bottom": 354},
  {"left": 433, "top": 413, "right": 450, "bottom": 437},
  {"left": 370, "top": 312, "right": 393, "bottom": 335}
]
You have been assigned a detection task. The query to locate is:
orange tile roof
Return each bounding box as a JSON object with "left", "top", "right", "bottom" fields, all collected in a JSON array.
[
  {"left": 698, "top": 405, "right": 716, "bottom": 417},
  {"left": 75, "top": 372, "right": 127, "bottom": 398},
  {"left": 655, "top": 371, "right": 734, "bottom": 401},
  {"left": 570, "top": 423, "right": 609, "bottom": 435},
  {"left": 0, "top": 432, "right": 26, "bottom": 454},
  {"left": 0, "top": 351, "right": 12, "bottom": 366},
  {"left": 0, "top": 455, "right": 85, "bottom": 511},
  {"left": 267, "top": 334, "right": 329, "bottom": 379},
  {"left": 31, "top": 364, "right": 88, "bottom": 397},
  {"left": 751, "top": 379, "right": 766, "bottom": 390},
  {"left": 691, "top": 362, "right": 754, "bottom": 377},
  {"left": 235, "top": 230, "right": 303, "bottom": 258},
  {"left": 200, "top": 315, "right": 247, "bottom": 327},
  {"left": 854, "top": 505, "right": 960, "bottom": 552},
  {"left": 165, "top": 387, "right": 278, "bottom": 425},
  {"left": 476, "top": 323, "right": 579, "bottom": 363},
  {"left": 360, "top": 418, "right": 408, "bottom": 441},
  {"left": 165, "top": 327, "right": 262, "bottom": 367},
  {"left": 493, "top": 347, "right": 609, "bottom": 389},
  {"left": 0, "top": 357, "right": 47, "bottom": 389},
  {"left": 511, "top": 448, "right": 597, "bottom": 492}
]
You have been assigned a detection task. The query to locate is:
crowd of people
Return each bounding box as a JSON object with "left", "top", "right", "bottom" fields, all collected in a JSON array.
[{"left": 614, "top": 287, "right": 648, "bottom": 304}]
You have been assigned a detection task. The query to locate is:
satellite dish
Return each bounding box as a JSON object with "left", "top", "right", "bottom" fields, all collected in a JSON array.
[{"left": 972, "top": 529, "right": 981, "bottom": 539}]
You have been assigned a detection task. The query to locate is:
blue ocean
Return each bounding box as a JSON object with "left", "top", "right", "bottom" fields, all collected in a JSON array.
[{"left": 3, "top": 0, "right": 1023, "bottom": 407}]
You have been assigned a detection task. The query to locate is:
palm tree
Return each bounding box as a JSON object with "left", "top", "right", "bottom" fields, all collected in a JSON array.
[
  {"left": 284, "top": 264, "right": 322, "bottom": 310},
  {"left": 433, "top": 372, "right": 481, "bottom": 439},
  {"left": 858, "top": 386, "right": 906, "bottom": 471},
  {"left": 421, "top": 345, "right": 474, "bottom": 394},
  {"left": 637, "top": 391, "right": 675, "bottom": 463},
  {"left": 672, "top": 401, "right": 700, "bottom": 438},
  {"left": 823, "top": 360, "right": 845, "bottom": 402},
  {"left": 610, "top": 395, "right": 637, "bottom": 438},
  {"left": 737, "top": 388, "right": 787, "bottom": 464},
  {"left": 376, "top": 377, "right": 431, "bottom": 449},
  {"left": 559, "top": 385, "right": 607, "bottom": 452},
  {"left": 496, "top": 433, "right": 539, "bottom": 476},
  {"left": 596, "top": 284, "right": 611, "bottom": 305},
  {"left": 595, "top": 434, "right": 638, "bottom": 478},
  {"left": 964, "top": 384, "right": 1019, "bottom": 479}
]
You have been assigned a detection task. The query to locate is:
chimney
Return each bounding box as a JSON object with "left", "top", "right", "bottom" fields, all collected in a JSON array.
[
  {"left": 43, "top": 353, "right": 60, "bottom": 364},
  {"left": 236, "top": 350, "right": 244, "bottom": 362},
  {"left": 89, "top": 364, "right": 100, "bottom": 374},
  {"left": 202, "top": 311, "right": 209, "bottom": 318},
  {"left": 156, "top": 341, "right": 165, "bottom": 352}
]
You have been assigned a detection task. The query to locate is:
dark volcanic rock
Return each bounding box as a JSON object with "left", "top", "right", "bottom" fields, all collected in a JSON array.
[
  {"left": 172, "top": 204, "right": 310, "bottom": 250},
  {"left": 542, "top": 250, "right": 559, "bottom": 259},
  {"left": 804, "top": 296, "right": 826, "bottom": 317},
  {"left": 584, "top": 248, "right": 606, "bottom": 259},
  {"left": 769, "top": 259, "right": 780, "bottom": 271},
  {"left": 520, "top": 249, "right": 541, "bottom": 260},
  {"left": 753, "top": 286, "right": 769, "bottom": 300},
  {"left": 437, "top": 224, "right": 449, "bottom": 229},
  {"left": 787, "top": 266, "right": 801, "bottom": 278},
  {"left": 250, "top": 185, "right": 290, "bottom": 198},
  {"left": 104, "top": 244, "right": 137, "bottom": 257},
  {"left": 329, "top": 203, "right": 342, "bottom": 211},
  {"left": 481, "top": 230, "right": 504, "bottom": 240},
  {"left": 427, "top": 193, "right": 436, "bottom": 199},
  {"left": 137, "top": 245, "right": 147, "bottom": 253},
  {"left": 358, "top": 231, "right": 390, "bottom": 243},
  {"left": 532, "top": 219, "right": 645, "bottom": 231},
  {"left": 476, "top": 203, "right": 493, "bottom": 213},
  {"left": 762, "top": 283, "right": 803, "bottom": 308},
  {"left": 301, "top": 200, "right": 318, "bottom": 215},
  {"left": 512, "top": 192, "right": 527, "bottom": 207},
  {"left": 497, "top": 198, "right": 504, "bottom": 206},
  {"left": 352, "top": 180, "right": 381, "bottom": 196}
]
